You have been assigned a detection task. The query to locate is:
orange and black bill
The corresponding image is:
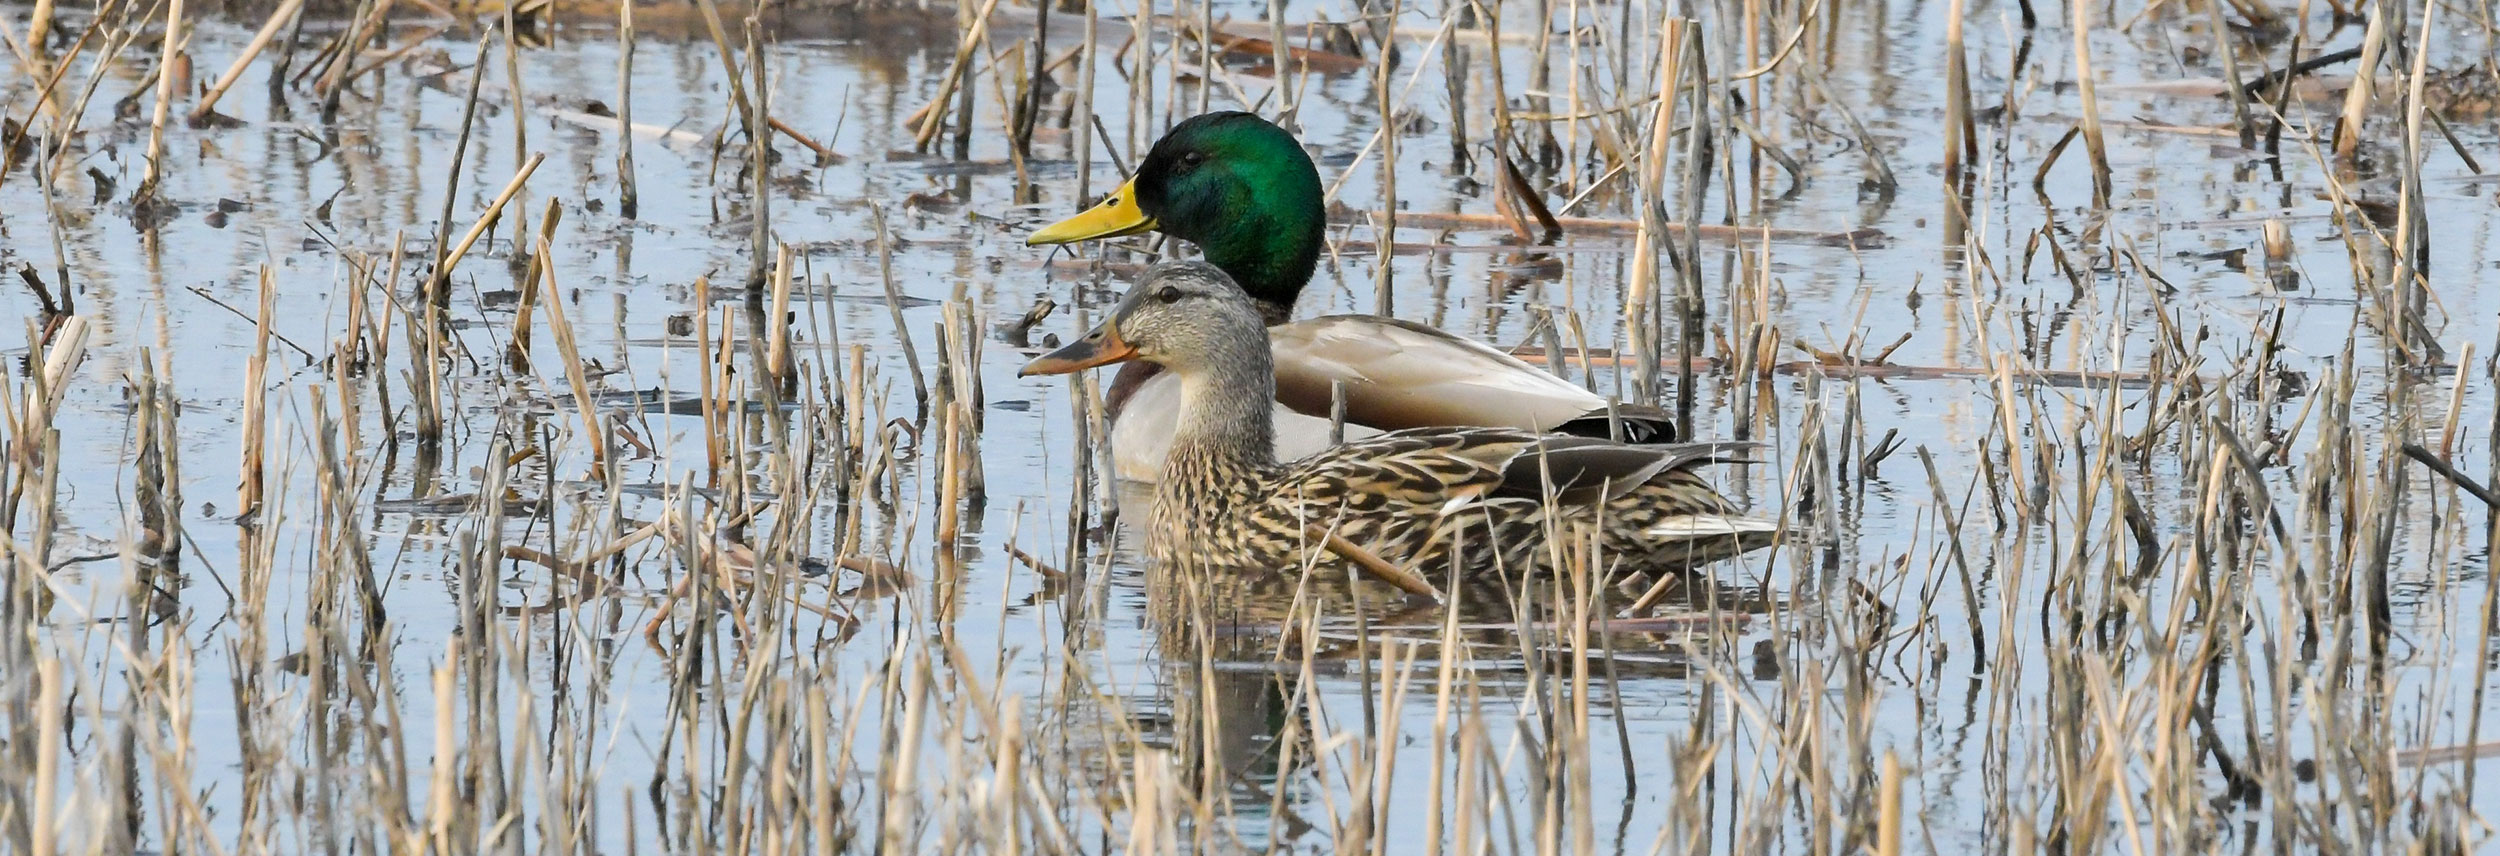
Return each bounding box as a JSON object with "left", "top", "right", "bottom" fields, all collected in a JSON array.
[{"left": 1019, "top": 321, "right": 1138, "bottom": 376}]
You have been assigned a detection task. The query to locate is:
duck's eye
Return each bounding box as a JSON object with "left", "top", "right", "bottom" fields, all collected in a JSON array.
[
  {"left": 1155, "top": 286, "right": 1184, "bottom": 304},
  {"left": 1179, "top": 151, "right": 1206, "bottom": 169}
]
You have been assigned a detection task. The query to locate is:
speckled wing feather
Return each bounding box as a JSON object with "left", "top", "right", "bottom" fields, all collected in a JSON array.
[{"left": 1197, "top": 429, "right": 1764, "bottom": 575}]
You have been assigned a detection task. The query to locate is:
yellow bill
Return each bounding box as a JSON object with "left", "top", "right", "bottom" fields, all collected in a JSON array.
[{"left": 1027, "top": 177, "right": 1159, "bottom": 245}]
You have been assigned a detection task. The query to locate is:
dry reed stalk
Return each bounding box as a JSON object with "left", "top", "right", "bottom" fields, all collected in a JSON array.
[
  {"left": 533, "top": 232, "right": 604, "bottom": 464},
  {"left": 22, "top": 314, "right": 88, "bottom": 435},
  {"left": 765, "top": 243, "right": 796, "bottom": 397},
  {"left": 432, "top": 153, "right": 546, "bottom": 298},
  {"left": 870, "top": 208, "right": 929, "bottom": 420},
  {"left": 424, "top": 32, "right": 496, "bottom": 312},
  {"left": 2439, "top": 342, "right": 2477, "bottom": 457},
  {"left": 1372, "top": 21, "right": 1396, "bottom": 318},
  {"left": 1297, "top": 526, "right": 1441, "bottom": 599},
  {"left": 1942, "top": 0, "right": 1974, "bottom": 251},
  {"left": 330, "top": 23, "right": 448, "bottom": 91},
  {"left": 1624, "top": 18, "right": 1685, "bottom": 404},
  {"left": 932, "top": 315, "right": 966, "bottom": 552},
  {"left": 189, "top": 0, "right": 303, "bottom": 125},
  {"left": 692, "top": 275, "right": 723, "bottom": 486},
  {"left": 24, "top": 0, "right": 53, "bottom": 59},
  {"left": 1072, "top": 0, "right": 1102, "bottom": 202},
  {"left": 616, "top": 0, "right": 639, "bottom": 218},
  {"left": 238, "top": 267, "right": 273, "bottom": 520},
  {"left": 2390, "top": 0, "right": 2440, "bottom": 364},
  {"left": 1668, "top": 23, "right": 1710, "bottom": 418},
  {"left": 0, "top": 18, "right": 111, "bottom": 191},
  {"left": 305, "top": 0, "right": 382, "bottom": 96},
  {"left": 30, "top": 656, "right": 63, "bottom": 856},
  {"left": 687, "top": 0, "right": 757, "bottom": 135},
  {"left": 133, "top": 0, "right": 186, "bottom": 207},
  {"left": 2068, "top": 0, "right": 2110, "bottom": 204},
  {"left": 960, "top": 306, "right": 987, "bottom": 513},
  {"left": 507, "top": 199, "right": 564, "bottom": 369},
  {"left": 911, "top": 0, "right": 1009, "bottom": 150},
  {"left": 370, "top": 234, "right": 405, "bottom": 442},
  {"left": 2335, "top": 10, "right": 2387, "bottom": 163},
  {"left": 745, "top": 17, "right": 772, "bottom": 287},
  {"left": 500, "top": 6, "right": 535, "bottom": 256}
]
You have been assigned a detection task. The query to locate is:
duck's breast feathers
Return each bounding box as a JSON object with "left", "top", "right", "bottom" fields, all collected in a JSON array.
[{"left": 1267, "top": 315, "right": 1614, "bottom": 433}]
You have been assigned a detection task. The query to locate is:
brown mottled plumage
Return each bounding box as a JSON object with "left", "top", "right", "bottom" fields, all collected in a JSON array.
[{"left": 1023, "top": 262, "right": 1779, "bottom": 578}]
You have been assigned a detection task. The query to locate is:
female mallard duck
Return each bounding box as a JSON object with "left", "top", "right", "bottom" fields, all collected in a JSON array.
[
  {"left": 1031, "top": 111, "right": 1676, "bottom": 483},
  {"left": 1022, "top": 262, "right": 1775, "bottom": 576}
]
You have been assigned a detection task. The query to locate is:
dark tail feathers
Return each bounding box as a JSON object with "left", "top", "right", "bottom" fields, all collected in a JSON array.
[{"left": 1552, "top": 404, "right": 1678, "bottom": 444}]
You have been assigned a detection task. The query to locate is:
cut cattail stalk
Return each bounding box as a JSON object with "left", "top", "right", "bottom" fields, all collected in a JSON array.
[
  {"left": 429, "top": 152, "right": 546, "bottom": 300},
  {"left": 509, "top": 199, "right": 564, "bottom": 370},
  {"left": 133, "top": 0, "right": 187, "bottom": 206},
  {"left": 535, "top": 232, "right": 603, "bottom": 463},
  {"left": 240, "top": 266, "right": 273, "bottom": 518},
  {"left": 188, "top": 0, "right": 304, "bottom": 126},
  {"left": 765, "top": 243, "right": 796, "bottom": 398},
  {"left": 615, "top": 0, "right": 639, "bottom": 218},
  {"left": 2068, "top": 0, "right": 2110, "bottom": 203},
  {"left": 2334, "top": 11, "right": 2387, "bottom": 163}
]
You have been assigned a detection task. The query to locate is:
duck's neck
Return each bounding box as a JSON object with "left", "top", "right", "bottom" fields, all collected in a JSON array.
[
  {"left": 1158, "top": 345, "right": 1281, "bottom": 492},
  {"left": 1193, "top": 203, "right": 1322, "bottom": 325},
  {"left": 1202, "top": 243, "right": 1315, "bottom": 325}
]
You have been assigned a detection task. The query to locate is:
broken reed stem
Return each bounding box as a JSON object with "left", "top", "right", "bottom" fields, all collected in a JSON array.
[
  {"left": 313, "top": 0, "right": 396, "bottom": 107},
  {"left": 507, "top": 199, "right": 564, "bottom": 370},
  {"left": 134, "top": 0, "right": 186, "bottom": 206},
  {"left": 189, "top": 0, "right": 302, "bottom": 125},
  {"left": 1373, "top": 19, "right": 1396, "bottom": 318},
  {"left": 26, "top": 0, "right": 54, "bottom": 59},
  {"left": 911, "top": 0, "right": 1007, "bottom": 151},
  {"left": 616, "top": 0, "right": 640, "bottom": 218},
  {"left": 690, "top": 0, "right": 758, "bottom": 135},
  {"left": 499, "top": 2, "right": 534, "bottom": 260},
  {"left": 936, "top": 307, "right": 964, "bottom": 547},
  {"left": 2068, "top": 0, "right": 2110, "bottom": 204},
  {"left": 534, "top": 230, "right": 603, "bottom": 463},
  {"left": 430, "top": 152, "right": 546, "bottom": 300},
  {"left": 1943, "top": 0, "right": 1972, "bottom": 180},
  {"left": 425, "top": 32, "right": 495, "bottom": 309},
  {"left": 1304, "top": 526, "right": 1441, "bottom": 600},
  {"left": 746, "top": 17, "right": 771, "bottom": 289},
  {"left": 240, "top": 266, "right": 274, "bottom": 517},
  {"left": 2399, "top": 444, "right": 2500, "bottom": 509},
  {"left": 2335, "top": 10, "right": 2387, "bottom": 163},
  {"left": 871, "top": 207, "right": 929, "bottom": 420},
  {"left": 765, "top": 243, "right": 795, "bottom": 397},
  {"left": 2391, "top": 0, "right": 2439, "bottom": 363},
  {"left": 1626, "top": 17, "right": 1685, "bottom": 408}
]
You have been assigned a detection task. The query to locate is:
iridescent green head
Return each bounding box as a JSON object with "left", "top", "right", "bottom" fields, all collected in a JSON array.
[{"left": 1030, "top": 111, "right": 1325, "bottom": 317}]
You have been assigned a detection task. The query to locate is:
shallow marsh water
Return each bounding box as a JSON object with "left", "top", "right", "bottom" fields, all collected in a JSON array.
[{"left": 2, "top": 0, "right": 2499, "bottom": 852}]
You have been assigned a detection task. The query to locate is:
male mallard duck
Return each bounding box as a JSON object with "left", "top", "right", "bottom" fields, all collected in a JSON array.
[
  {"left": 1021, "top": 262, "right": 1775, "bottom": 577},
  {"left": 1030, "top": 111, "right": 1675, "bottom": 483}
]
